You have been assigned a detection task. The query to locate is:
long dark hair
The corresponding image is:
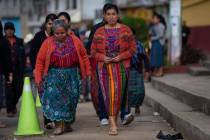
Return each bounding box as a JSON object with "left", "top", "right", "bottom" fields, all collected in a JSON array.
[
  {"left": 41, "top": 13, "right": 57, "bottom": 31},
  {"left": 103, "top": 3, "right": 121, "bottom": 23},
  {"left": 153, "top": 12, "right": 167, "bottom": 29},
  {"left": 57, "top": 12, "right": 71, "bottom": 23},
  {"left": 103, "top": 3, "right": 119, "bottom": 14}
]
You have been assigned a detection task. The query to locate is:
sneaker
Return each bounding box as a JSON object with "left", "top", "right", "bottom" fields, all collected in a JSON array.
[
  {"left": 100, "top": 118, "right": 109, "bottom": 126},
  {"left": 122, "top": 113, "right": 134, "bottom": 125}
]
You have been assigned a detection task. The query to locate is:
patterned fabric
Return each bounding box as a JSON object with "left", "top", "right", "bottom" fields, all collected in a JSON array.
[
  {"left": 105, "top": 28, "right": 120, "bottom": 58},
  {"left": 128, "top": 69, "right": 145, "bottom": 107},
  {"left": 50, "top": 37, "right": 79, "bottom": 67},
  {"left": 150, "top": 40, "right": 164, "bottom": 68},
  {"left": 91, "top": 24, "right": 136, "bottom": 70},
  {"left": 97, "top": 28, "right": 129, "bottom": 116},
  {"left": 98, "top": 63, "right": 128, "bottom": 116},
  {"left": 41, "top": 68, "right": 81, "bottom": 122},
  {"left": 39, "top": 37, "right": 81, "bottom": 122},
  {"left": 131, "top": 41, "right": 145, "bottom": 69}
]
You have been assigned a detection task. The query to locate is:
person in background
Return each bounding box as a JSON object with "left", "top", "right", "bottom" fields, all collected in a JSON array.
[
  {"left": 0, "top": 20, "right": 12, "bottom": 128},
  {"left": 30, "top": 13, "right": 57, "bottom": 129},
  {"left": 149, "top": 13, "right": 166, "bottom": 77},
  {"left": 57, "top": 12, "right": 80, "bottom": 38},
  {"left": 182, "top": 21, "right": 190, "bottom": 46},
  {"left": 30, "top": 13, "right": 57, "bottom": 69},
  {"left": 35, "top": 19, "right": 91, "bottom": 135},
  {"left": 128, "top": 29, "right": 150, "bottom": 115},
  {"left": 79, "top": 29, "right": 92, "bottom": 102},
  {"left": 85, "top": 5, "right": 107, "bottom": 126},
  {"left": 0, "top": 22, "right": 25, "bottom": 117},
  {"left": 91, "top": 4, "right": 136, "bottom": 135}
]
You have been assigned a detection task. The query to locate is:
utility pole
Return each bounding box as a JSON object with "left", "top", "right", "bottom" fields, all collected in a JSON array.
[{"left": 169, "top": 0, "right": 182, "bottom": 65}]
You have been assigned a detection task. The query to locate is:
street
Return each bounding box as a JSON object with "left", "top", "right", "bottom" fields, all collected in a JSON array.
[{"left": 0, "top": 102, "right": 176, "bottom": 140}]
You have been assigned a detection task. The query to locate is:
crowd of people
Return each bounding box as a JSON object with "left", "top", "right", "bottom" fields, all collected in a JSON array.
[{"left": 0, "top": 3, "right": 166, "bottom": 136}]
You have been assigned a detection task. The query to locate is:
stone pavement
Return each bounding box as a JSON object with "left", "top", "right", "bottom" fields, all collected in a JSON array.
[{"left": 0, "top": 102, "right": 177, "bottom": 140}]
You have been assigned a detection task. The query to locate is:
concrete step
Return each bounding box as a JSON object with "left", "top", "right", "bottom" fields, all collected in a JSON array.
[
  {"left": 188, "top": 66, "right": 210, "bottom": 76},
  {"left": 151, "top": 74, "right": 210, "bottom": 115},
  {"left": 145, "top": 83, "right": 210, "bottom": 140}
]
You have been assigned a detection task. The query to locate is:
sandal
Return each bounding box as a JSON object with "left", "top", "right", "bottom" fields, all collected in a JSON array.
[
  {"left": 53, "top": 121, "right": 64, "bottom": 135},
  {"left": 109, "top": 127, "right": 118, "bottom": 136}
]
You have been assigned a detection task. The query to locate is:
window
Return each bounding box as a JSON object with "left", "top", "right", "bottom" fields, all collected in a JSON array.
[
  {"left": 55, "top": 0, "right": 59, "bottom": 10},
  {"left": 66, "top": 0, "right": 70, "bottom": 9},
  {"left": 73, "top": 0, "right": 77, "bottom": 9}
]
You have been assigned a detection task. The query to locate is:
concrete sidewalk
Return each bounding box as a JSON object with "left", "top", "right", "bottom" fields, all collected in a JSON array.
[{"left": 0, "top": 102, "right": 177, "bottom": 140}]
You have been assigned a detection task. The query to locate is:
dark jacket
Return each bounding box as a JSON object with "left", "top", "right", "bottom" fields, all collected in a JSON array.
[
  {"left": 86, "top": 21, "right": 105, "bottom": 54},
  {"left": 0, "top": 40, "right": 12, "bottom": 76},
  {"left": 0, "top": 21, "right": 3, "bottom": 39},
  {"left": 0, "top": 36, "right": 25, "bottom": 80},
  {"left": 30, "top": 30, "right": 47, "bottom": 69}
]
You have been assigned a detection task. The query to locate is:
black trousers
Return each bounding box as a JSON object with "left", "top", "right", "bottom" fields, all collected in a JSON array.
[
  {"left": 0, "top": 75, "right": 6, "bottom": 108},
  {"left": 6, "top": 73, "right": 23, "bottom": 113}
]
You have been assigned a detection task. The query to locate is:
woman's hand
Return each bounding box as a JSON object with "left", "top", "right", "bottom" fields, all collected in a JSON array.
[
  {"left": 104, "top": 56, "right": 112, "bottom": 63},
  {"left": 7, "top": 73, "right": 13, "bottom": 84},
  {"left": 112, "top": 55, "right": 121, "bottom": 63}
]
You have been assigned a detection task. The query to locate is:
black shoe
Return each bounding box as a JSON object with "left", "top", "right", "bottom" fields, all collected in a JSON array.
[
  {"left": 171, "top": 133, "right": 183, "bottom": 139},
  {"left": 157, "top": 130, "right": 183, "bottom": 140},
  {"left": 157, "top": 130, "right": 172, "bottom": 139}
]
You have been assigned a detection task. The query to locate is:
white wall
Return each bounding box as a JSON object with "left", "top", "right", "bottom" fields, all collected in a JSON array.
[
  {"left": 81, "top": 0, "right": 105, "bottom": 20},
  {"left": 47, "top": 0, "right": 105, "bottom": 20}
]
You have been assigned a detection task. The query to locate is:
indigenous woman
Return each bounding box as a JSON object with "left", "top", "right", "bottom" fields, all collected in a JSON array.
[
  {"left": 91, "top": 4, "right": 136, "bottom": 135},
  {"left": 35, "top": 19, "right": 91, "bottom": 135},
  {"left": 57, "top": 12, "right": 80, "bottom": 38},
  {"left": 30, "top": 13, "right": 57, "bottom": 129},
  {"left": 150, "top": 13, "right": 166, "bottom": 77}
]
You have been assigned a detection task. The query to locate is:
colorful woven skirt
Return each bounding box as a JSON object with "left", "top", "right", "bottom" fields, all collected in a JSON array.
[
  {"left": 41, "top": 67, "right": 81, "bottom": 123},
  {"left": 97, "top": 63, "right": 129, "bottom": 116},
  {"left": 150, "top": 40, "right": 164, "bottom": 68},
  {"left": 128, "top": 70, "right": 145, "bottom": 107}
]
